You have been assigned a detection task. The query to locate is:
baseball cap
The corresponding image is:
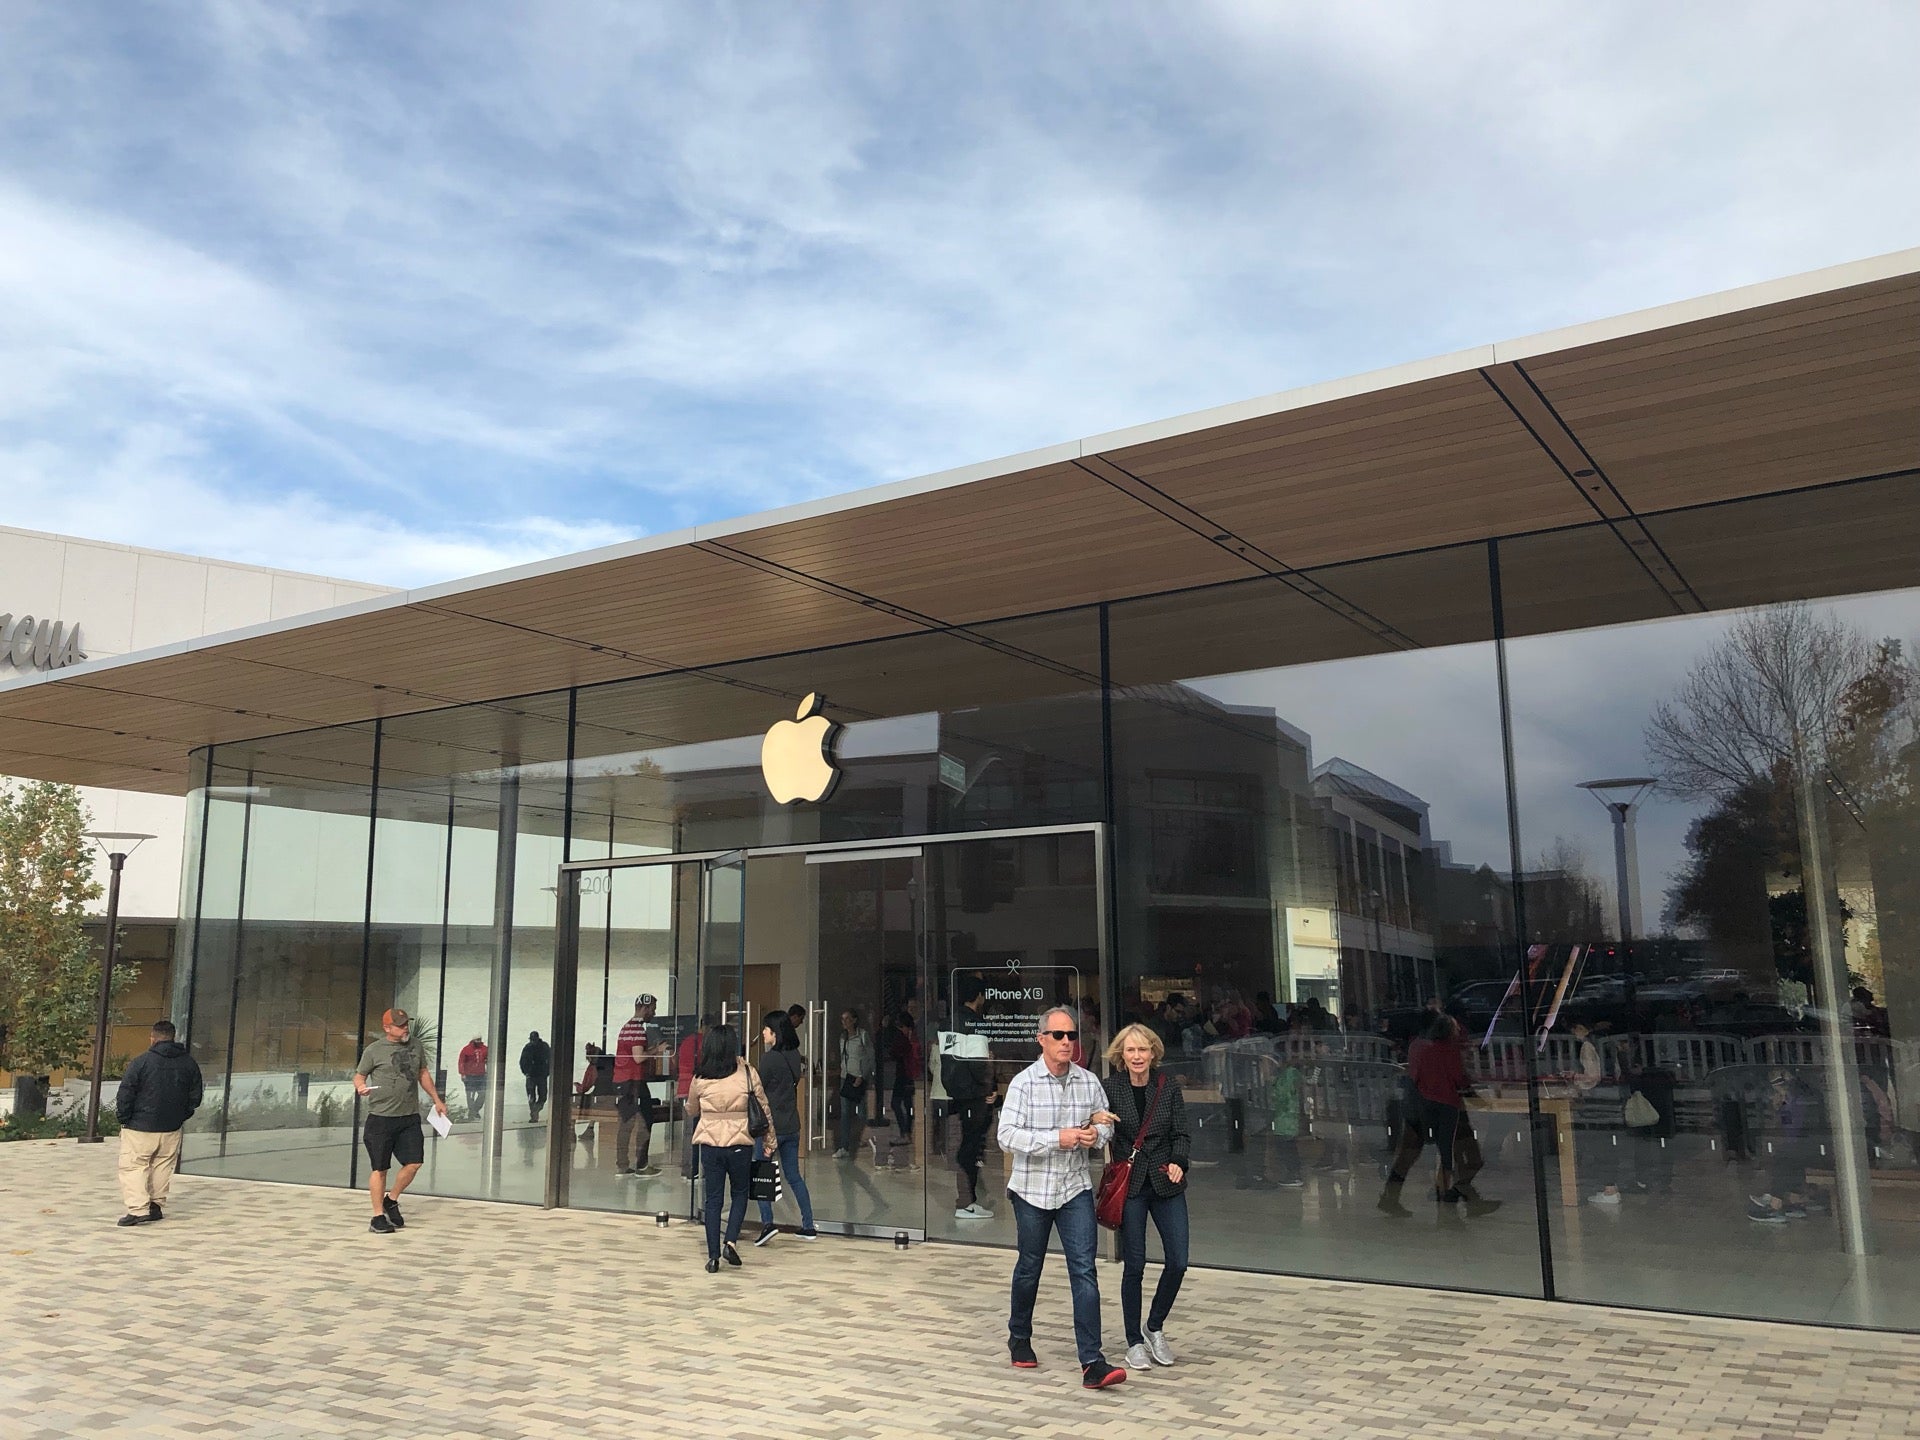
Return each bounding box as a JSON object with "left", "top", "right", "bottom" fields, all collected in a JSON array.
[
  {"left": 382, "top": 1007, "right": 411, "bottom": 1029},
  {"left": 636, "top": 993, "right": 657, "bottom": 1007}
]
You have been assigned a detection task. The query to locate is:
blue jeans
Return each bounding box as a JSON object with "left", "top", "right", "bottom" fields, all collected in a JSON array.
[
  {"left": 837, "top": 1083, "right": 868, "bottom": 1151},
  {"left": 757, "top": 1133, "right": 815, "bottom": 1232},
  {"left": 1008, "top": 1189, "right": 1104, "bottom": 1367},
  {"left": 699, "top": 1143, "right": 753, "bottom": 1260},
  {"left": 1119, "top": 1189, "right": 1190, "bottom": 1344}
]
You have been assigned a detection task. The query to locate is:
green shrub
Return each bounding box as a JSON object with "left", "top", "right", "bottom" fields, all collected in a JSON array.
[{"left": 0, "top": 1107, "right": 120, "bottom": 1142}]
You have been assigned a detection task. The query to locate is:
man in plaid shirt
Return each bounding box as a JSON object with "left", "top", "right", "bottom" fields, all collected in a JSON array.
[{"left": 998, "top": 1005, "right": 1126, "bottom": 1388}]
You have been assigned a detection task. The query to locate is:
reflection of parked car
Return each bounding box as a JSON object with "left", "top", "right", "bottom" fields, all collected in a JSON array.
[
  {"left": 1692, "top": 968, "right": 1749, "bottom": 995},
  {"left": 1450, "top": 980, "right": 1512, "bottom": 1011},
  {"left": 1696, "top": 999, "right": 1808, "bottom": 1039}
]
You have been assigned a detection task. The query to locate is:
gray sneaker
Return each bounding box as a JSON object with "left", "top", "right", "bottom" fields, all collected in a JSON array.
[
  {"left": 1145, "top": 1329, "right": 1174, "bottom": 1365},
  {"left": 1125, "top": 1343, "right": 1154, "bottom": 1371}
]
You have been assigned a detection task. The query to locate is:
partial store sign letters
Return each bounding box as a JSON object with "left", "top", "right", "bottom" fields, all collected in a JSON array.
[{"left": 0, "top": 613, "right": 87, "bottom": 672}]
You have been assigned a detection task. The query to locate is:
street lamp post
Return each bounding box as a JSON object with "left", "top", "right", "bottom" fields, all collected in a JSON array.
[
  {"left": 78, "top": 831, "right": 154, "bottom": 1144},
  {"left": 1577, "top": 779, "right": 1655, "bottom": 944}
]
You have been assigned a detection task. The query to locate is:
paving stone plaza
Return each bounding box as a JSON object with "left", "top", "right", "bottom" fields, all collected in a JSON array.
[{"left": 5, "top": 1140, "right": 1920, "bottom": 1439}]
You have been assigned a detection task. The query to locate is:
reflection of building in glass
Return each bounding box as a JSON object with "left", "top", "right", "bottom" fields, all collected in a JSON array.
[{"left": 1114, "top": 683, "right": 1509, "bottom": 1020}]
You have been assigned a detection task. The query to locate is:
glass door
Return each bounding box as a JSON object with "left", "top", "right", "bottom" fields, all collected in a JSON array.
[
  {"left": 796, "top": 846, "right": 930, "bottom": 1240},
  {"left": 923, "top": 829, "right": 1104, "bottom": 1246},
  {"left": 548, "top": 858, "right": 701, "bottom": 1213}
]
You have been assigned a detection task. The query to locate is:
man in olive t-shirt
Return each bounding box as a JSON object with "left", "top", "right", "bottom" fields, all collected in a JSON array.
[{"left": 354, "top": 1007, "right": 448, "bottom": 1235}]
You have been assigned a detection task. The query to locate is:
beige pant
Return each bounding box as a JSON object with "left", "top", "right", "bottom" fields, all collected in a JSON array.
[{"left": 118, "top": 1128, "right": 183, "bottom": 1216}]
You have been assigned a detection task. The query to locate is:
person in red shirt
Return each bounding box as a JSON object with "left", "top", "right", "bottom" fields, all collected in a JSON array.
[
  {"left": 613, "top": 995, "right": 660, "bottom": 1176},
  {"left": 676, "top": 1014, "right": 716, "bottom": 1180},
  {"left": 457, "top": 1037, "right": 489, "bottom": 1120},
  {"left": 1378, "top": 1013, "right": 1498, "bottom": 1216}
]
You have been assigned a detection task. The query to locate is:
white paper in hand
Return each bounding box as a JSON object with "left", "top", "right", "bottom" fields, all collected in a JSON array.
[{"left": 427, "top": 1109, "right": 452, "bottom": 1138}]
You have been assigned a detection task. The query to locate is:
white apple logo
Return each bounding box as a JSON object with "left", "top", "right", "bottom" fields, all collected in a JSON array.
[{"left": 761, "top": 692, "right": 841, "bottom": 804}]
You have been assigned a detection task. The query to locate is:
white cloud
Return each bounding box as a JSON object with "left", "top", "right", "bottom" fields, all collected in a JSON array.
[
  {"left": 5, "top": 423, "right": 628, "bottom": 588},
  {"left": 0, "top": 1, "right": 1915, "bottom": 583}
]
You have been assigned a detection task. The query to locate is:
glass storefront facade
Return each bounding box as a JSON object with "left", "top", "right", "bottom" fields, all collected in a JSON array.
[{"left": 174, "top": 472, "right": 1920, "bottom": 1330}]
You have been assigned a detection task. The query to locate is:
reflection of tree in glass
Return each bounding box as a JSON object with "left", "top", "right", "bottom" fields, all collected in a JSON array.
[
  {"left": 1646, "top": 603, "right": 1873, "bottom": 797},
  {"left": 1525, "top": 836, "right": 1608, "bottom": 944},
  {"left": 1647, "top": 604, "right": 1914, "bottom": 999}
]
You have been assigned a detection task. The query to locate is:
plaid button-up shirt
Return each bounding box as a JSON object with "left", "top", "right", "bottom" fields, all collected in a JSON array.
[{"left": 997, "top": 1058, "right": 1112, "bottom": 1209}]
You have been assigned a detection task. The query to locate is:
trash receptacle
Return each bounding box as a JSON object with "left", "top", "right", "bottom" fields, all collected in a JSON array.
[{"left": 12, "top": 1074, "right": 49, "bottom": 1121}]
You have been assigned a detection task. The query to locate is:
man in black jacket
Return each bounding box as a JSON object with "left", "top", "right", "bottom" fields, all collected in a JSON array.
[
  {"left": 113, "top": 1020, "right": 203, "bottom": 1227},
  {"left": 520, "top": 1030, "right": 552, "bottom": 1123}
]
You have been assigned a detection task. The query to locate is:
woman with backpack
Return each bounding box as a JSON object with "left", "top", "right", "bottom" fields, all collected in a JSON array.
[
  {"left": 686, "top": 1025, "right": 776, "bottom": 1272},
  {"left": 753, "top": 1013, "right": 818, "bottom": 1245},
  {"left": 1101, "top": 1022, "right": 1193, "bottom": 1372}
]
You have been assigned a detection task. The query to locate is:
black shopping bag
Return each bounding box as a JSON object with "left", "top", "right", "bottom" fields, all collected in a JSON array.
[{"left": 749, "top": 1156, "right": 782, "bottom": 1204}]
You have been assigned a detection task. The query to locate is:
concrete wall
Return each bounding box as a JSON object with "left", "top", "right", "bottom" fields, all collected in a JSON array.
[{"left": 0, "top": 525, "right": 393, "bottom": 919}]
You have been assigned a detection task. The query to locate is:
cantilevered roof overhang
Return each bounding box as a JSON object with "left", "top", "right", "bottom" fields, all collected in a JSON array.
[{"left": 5, "top": 247, "right": 1917, "bottom": 794}]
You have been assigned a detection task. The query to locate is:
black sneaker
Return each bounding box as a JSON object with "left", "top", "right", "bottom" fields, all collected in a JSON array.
[
  {"left": 1081, "top": 1360, "right": 1127, "bottom": 1389},
  {"left": 116, "top": 1213, "right": 149, "bottom": 1228},
  {"left": 383, "top": 1197, "right": 405, "bottom": 1229},
  {"left": 722, "top": 1242, "right": 742, "bottom": 1267},
  {"left": 147, "top": 1202, "right": 164, "bottom": 1221},
  {"left": 369, "top": 1214, "right": 395, "bottom": 1234},
  {"left": 1009, "top": 1339, "right": 1038, "bottom": 1369},
  {"left": 753, "top": 1224, "right": 778, "bottom": 1247},
  {"left": 795, "top": 1229, "right": 820, "bottom": 1241}
]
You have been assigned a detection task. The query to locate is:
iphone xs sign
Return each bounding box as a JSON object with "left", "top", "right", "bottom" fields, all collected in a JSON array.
[{"left": 0, "top": 612, "right": 87, "bottom": 672}]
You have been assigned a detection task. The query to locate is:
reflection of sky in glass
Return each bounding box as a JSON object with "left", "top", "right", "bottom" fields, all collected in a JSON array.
[{"left": 1184, "top": 585, "right": 1920, "bottom": 936}]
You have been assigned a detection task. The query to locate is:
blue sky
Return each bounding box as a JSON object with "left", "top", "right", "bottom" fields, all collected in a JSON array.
[{"left": 4, "top": 2, "right": 1917, "bottom": 587}]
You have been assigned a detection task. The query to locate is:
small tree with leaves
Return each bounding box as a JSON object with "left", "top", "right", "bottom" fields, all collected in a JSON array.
[{"left": 0, "top": 780, "right": 112, "bottom": 1075}]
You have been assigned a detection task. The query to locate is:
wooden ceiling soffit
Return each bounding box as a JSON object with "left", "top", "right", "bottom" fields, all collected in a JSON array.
[
  {"left": 214, "top": 603, "right": 647, "bottom": 706},
  {"left": 1521, "top": 277, "right": 1920, "bottom": 514},
  {"left": 0, "top": 679, "right": 306, "bottom": 749},
  {"left": 1073, "top": 453, "right": 1420, "bottom": 655},
  {"left": 1493, "top": 524, "right": 1687, "bottom": 643},
  {"left": 1646, "top": 473, "right": 1920, "bottom": 613},
  {"left": 0, "top": 715, "right": 182, "bottom": 770},
  {"left": 715, "top": 462, "right": 1245, "bottom": 625},
  {"left": 0, "top": 738, "right": 182, "bottom": 792},
  {"left": 1096, "top": 371, "right": 1596, "bottom": 570},
  {"left": 426, "top": 543, "right": 917, "bottom": 672},
  {"left": 1480, "top": 360, "right": 1703, "bottom": 614}
]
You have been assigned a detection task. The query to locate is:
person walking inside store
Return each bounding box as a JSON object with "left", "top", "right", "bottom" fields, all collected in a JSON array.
[
  {"left": 686, "top": 1024, "right": 776, "bottom": 1272},
  {"left": 112, "top": 1019, "right": 203, "bottom": 1227},
  {"left": 884, "top": 1009, "right": 922, "bottom": 1170},
  {"left": 519, "top": 1029, "right": 551, "bottom": 1124},
  {"left": 676, "top": 1014, "right": 713, "bottom": 1179},
  {"left": 457, "top": 1035, "right": 489, "bottom": 1120},
  {"left": 833, "top": 1007, "right": 876, "bottom": 1159},
  {"left": 944, "top": 979, "right": 998, "bottom": 1219},
  {"left": 1101, "top": 1022, "right": 1192, "bottom": 1372},
  {"left": 753, "top": 1013, "right": 819, "bottom": 1245},
  {"left": 999, "top": 1005, "right": 1126, "bottom": 1389},
  {"left": 614, "top": 994, "right": 662, "bottom": 1177},
  {"left": 354, "top": 1008, "right": 449, "bottom": 1234}
]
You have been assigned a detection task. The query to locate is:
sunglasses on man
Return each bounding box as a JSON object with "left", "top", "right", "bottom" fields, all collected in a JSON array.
[{"left": 1042, "top": 1029, "right": 1078, "bottom": 1041}]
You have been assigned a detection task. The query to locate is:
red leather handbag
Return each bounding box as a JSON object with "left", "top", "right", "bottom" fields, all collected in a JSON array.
[{"left": 1095, "top": 1076, "right": 1163, "bottom": 1230}]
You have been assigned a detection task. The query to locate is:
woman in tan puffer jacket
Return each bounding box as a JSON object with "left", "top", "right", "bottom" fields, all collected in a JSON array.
[{"left": 686, "top": 1025, "right": 777, "bottom": 1271}]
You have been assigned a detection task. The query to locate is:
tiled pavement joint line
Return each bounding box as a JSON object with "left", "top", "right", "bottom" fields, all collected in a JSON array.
[{"left": 4, "top": 1140, "right": 1920, "bottom": 1439}]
